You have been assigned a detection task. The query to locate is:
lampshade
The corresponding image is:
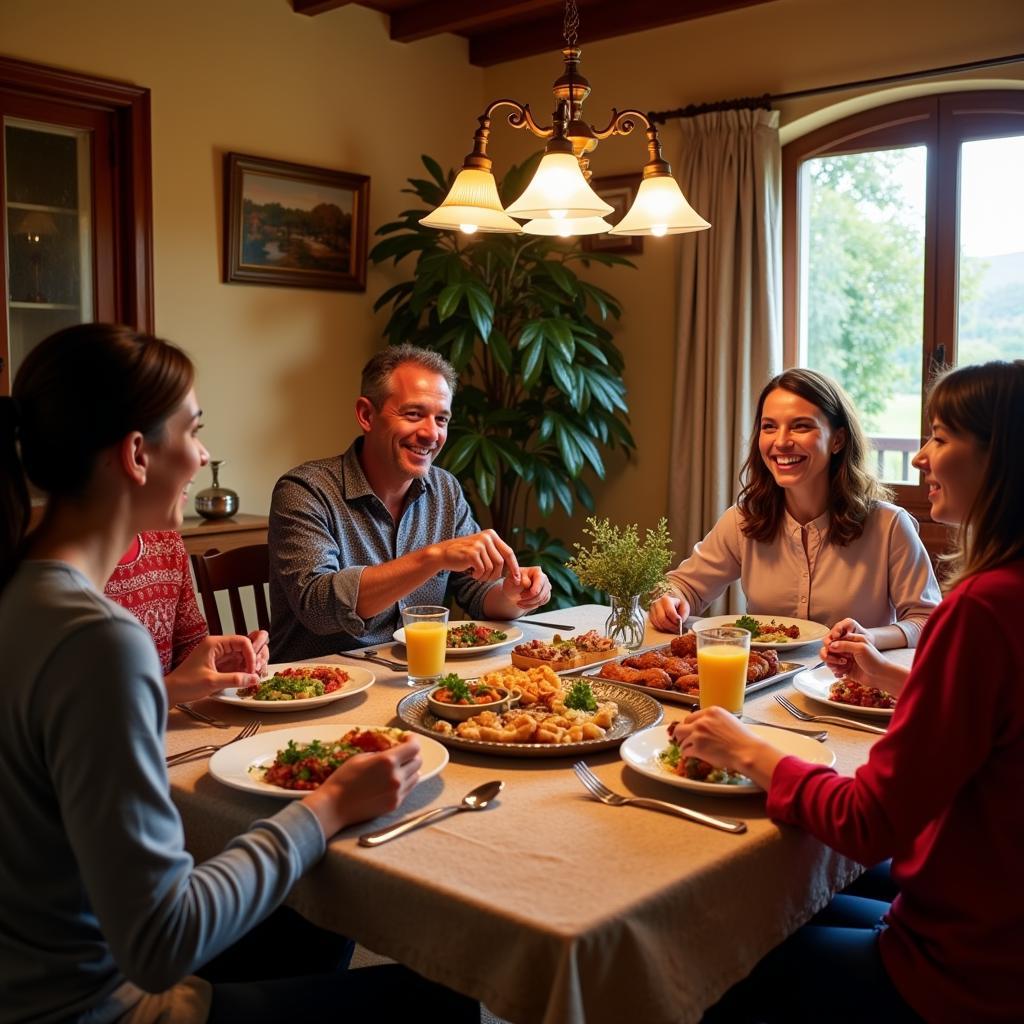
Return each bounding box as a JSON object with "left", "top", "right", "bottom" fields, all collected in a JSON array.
[
  {"left": 521, "top": 216, "right": 611, "bottom": 236},
  {"left": 505, "top": 152, "right": 614, "bottom": 221},
  {"left": 419, "top": 167, "right": 521, "bottom": 234},
  {"left": 607, "top": 175, "right": 710, "bottom": 236}
]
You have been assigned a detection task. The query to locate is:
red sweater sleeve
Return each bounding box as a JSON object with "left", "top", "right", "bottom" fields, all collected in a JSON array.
[
  {"left": 766, "top": 579, "right": 1010, "bottom": 865},
  {"left": 168, "top": 534, "right": 208, "bottom": 669}
]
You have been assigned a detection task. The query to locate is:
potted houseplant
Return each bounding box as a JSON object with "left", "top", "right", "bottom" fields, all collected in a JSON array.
[
  {"left": 565, "top": 516, "right": 674, "bottom": 649},
  {"left": 370, "top": 154, "right": 636, "bottom": 607}
]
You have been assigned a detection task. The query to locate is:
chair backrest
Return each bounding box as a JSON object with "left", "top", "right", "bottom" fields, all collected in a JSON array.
[{"left": 191, "top": 543, "right": 270, "bottom": 635}]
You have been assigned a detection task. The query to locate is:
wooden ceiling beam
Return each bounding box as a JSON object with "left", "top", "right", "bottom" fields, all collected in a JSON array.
[
  {"left": 292, "top": 0, "right": 355, "bottom": 16},
  {"left": 469, "top": 0, "right": 779, "bottom": 66},
  {"left": 390, "top": 1, "right": 555, "bottom": 43}
]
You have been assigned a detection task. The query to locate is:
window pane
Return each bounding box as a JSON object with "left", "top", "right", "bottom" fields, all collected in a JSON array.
[
  {"left": 799, "top": 147, "right": 927, "bottom": 484},
  {"left": 957, "top": 135, "right": 1024, "bottom": 366}
]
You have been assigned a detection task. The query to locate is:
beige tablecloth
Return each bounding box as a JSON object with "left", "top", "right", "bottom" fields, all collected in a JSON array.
[{"left": 168, "top": 605, "right": 889, "bottom": 1024}]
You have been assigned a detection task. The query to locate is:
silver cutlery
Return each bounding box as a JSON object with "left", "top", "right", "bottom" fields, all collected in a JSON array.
[
  {"left": 742, "top": 716, "right": 828, "bottom": 742},
  {"left": 358, "top": 779, "right": 504, "bottom": 846},
  {"left": 174, "top": 702, "right": 229, "bottom": 728},
  {"left": 336, "top": 650, "right": 408, "bottom": 671},
  {"left": 516, "top": 619, "right": 576, "bottom": 630},
  {"left": 572, "top": 761, "right": 747, "bottom": 834},
  {"left": 165, "top": 720, "right": 261, "bottom": 767},
  {"left": 774, "top": 694, "right": 887, "bottom": 735}
]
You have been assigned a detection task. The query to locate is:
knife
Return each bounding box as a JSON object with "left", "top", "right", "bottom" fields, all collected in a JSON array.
[
  {"left": 516, "top": 619, "right": 576, "bottom": 630},
  {"left": 336, "top": 650, "right": 408, "bottom": 671}
]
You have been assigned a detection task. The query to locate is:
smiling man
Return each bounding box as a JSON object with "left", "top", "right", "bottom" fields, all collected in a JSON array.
[{"left": 269, "top": 345, "right": 551, "bottom": 661}]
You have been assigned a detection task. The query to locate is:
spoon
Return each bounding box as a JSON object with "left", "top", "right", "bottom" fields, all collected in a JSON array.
[{"left": 358, "top": 780, "right": 505, "bottom": 847}]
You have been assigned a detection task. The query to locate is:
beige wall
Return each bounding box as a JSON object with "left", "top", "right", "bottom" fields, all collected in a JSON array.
[
  {"left": 483, "top": 0, "right": 1024, "bottom": 544},
  {"left": 3, "top": 0, "right": 1023, "bottom": 550},
  {"left": 1, "top": 0, "right": 483, "bottom": 513}
]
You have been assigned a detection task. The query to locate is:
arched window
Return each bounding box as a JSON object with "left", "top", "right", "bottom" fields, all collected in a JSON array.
[{"left": 783, "top": 91, "right": 1024, "bottom": 551}]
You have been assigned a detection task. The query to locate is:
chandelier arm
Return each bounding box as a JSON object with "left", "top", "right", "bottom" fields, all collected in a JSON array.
[
  {"left": 590, "top": 108, "right": 653, "bottom": 141},
  {"left": 481, "top": 99, "right": 554, "bottom": 139}
]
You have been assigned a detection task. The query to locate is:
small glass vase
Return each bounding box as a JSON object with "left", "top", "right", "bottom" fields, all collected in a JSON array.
[
  {"left": 194, "top": 460, "right": 239, "bottom": 520},
  {"left": 605, "top": 594, "right": 646, "bottom": 650}
]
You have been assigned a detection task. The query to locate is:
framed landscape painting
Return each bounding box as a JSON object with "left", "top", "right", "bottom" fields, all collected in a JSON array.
[
  {"left": 582, "top": 173, "right": 643, "bottom": 255},
  {"left": 223, "top": 152, "right": 370, "bottom": 291}
]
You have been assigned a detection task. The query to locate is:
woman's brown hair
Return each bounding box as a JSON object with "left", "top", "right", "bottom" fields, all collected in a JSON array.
[
  {"left": 737, "top": 368, "right": 891, "bottom": 545},
  {"left": 0, "top": 323, "right": 194, "bottom": 586},
  {"left": 926, "top": 360, "right": 1024, "bottom": 589}
]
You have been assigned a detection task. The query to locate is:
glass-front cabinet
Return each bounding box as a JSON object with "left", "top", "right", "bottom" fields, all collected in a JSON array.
[
  {"left": 4, "top": 119, "right": 94, "bottom": 381},
  {"left": 0, "top": 55, "right": 153, "bottom": 394}
]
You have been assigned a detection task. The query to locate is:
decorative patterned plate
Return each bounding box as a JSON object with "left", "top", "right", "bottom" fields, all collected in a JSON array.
[{"left": 396, "top": 678, "right": 664, "bottom": 758}]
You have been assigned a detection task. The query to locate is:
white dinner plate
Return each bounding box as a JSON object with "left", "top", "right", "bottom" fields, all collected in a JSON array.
[
  {"left": 620, "top": 724, "right": 835, "bottom": 796},
  {"left": 792, "top": 664, "right": 896, "bottom": 719},
  {"left": 691, "top": 614, "right": 829, "bottom": 650},
  {"left": 393, "top": 621, "right": 523, "bottom": 656},
  {"left": 209, "top": 724, "right": 448, "bottom": 799},
  {"left": 209, "top": 663, "right": 375, "bottom": 712}
]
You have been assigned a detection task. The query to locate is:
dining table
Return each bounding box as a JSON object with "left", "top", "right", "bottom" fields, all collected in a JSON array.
[{"left": 166, "top": 605, "right": 905, "bottom": 1024}]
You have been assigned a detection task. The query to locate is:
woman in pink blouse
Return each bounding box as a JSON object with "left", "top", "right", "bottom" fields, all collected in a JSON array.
[
  {"left": 676, "top": 361, "right": 1024, "bottom": 1023},
  {"left": 650, "top": 369, "right": 939, "bottom": 649}
]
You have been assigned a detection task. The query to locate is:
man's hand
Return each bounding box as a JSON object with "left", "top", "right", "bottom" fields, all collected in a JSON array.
[
  {"left": 164, "top": 634, "right": 262, "bottom": 705},
  {"left": 434, "top": 529, "right": 521, "bottom": 583},
  {"left": 500, "top": 566, "right": 551, "bottom": 611}
]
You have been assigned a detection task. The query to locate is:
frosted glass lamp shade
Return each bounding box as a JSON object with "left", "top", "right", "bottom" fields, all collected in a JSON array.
[
  {"left": 607, "top": 175, "right": 710, "bottom": 236},
  {"left": 521, "top": 216, "right": 611, "bottom": 236},
  {"left": 505, "top": 152, "right": 614, "bottom": 220},
  {"left": 419, "top": 168, "right": 522, "bottom": 233}
]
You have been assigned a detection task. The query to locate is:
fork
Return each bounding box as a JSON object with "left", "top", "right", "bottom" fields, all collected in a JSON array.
[
  {"left": 741, "top": 716, "right": 828, "bottom": 742},
  {"left": 173, "top": 703, "right": 229, "bottom": 728},
  {"left": 572, "top": 761, "right": 747, "bottom": 834},
  {"left": 165, "top": 720, "right": 261, "bottom": 767},
  {"left": 774, "top": 694, "right": 887, "bottom": 735}
]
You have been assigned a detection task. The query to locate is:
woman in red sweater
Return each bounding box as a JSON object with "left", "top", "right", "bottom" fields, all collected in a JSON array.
[{"left": 678, "top": 361, "right": 1024, "bottom": 1023}]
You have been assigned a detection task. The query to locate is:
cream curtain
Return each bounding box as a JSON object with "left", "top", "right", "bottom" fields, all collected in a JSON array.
[{"left": 668, "top": 108, "right": 782, "bottom": 614}]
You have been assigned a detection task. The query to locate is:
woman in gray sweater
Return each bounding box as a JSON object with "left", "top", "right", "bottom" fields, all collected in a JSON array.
[{"left": 0, "top": 325, "right": 475, "bottom": 1023}]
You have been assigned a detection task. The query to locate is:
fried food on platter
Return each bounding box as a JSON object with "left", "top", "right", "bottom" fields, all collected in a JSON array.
[
  {"left": 670, "top": 633, "right": 698, "bottom": 658},
  {"left": 480, "top": 664, "right": 562, "bottom": 708},
  {"left": 599, "top": 662, "right": 674, "bottom": 690}
]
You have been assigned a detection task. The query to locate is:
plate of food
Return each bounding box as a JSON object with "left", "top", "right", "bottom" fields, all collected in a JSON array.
[
  {"left": 510, "top": 630, "right": 625, "bottom": 673},
  {"left": 209, "top": 724, "right": 449, "bottom": 798},
  {"left": 210, "top": 663, "right": 375, "bottom": 712},
  {"left": 586, "top": 632, "right": 802, "bottom": 705},
  {"left": 792, "top": 664, "right": 897, "bottom": 718},
  {"left": 393, "top": 621, "right": 523, "bottom": 656},
  {"left": 620, "top": 724, "right": 835, "bottom": 796},
  {"left": 397, "top": 665, "right": 663, "bottom": 758},
  {"left": 691, "top": 614, "right": 829, "bottom": 650}
]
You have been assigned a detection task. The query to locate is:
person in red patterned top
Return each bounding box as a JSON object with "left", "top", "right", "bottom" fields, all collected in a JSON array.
[
  {"left": 105, "top": 530, "right": 270, "bottom": 704},
  {"left": 674, "top": 361, "right": 1024, "bottom": 1023}
]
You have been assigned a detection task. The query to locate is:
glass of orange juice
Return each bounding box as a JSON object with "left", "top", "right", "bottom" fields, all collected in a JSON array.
[
  {"left": 696, "top": 626, "right": 751, "bottom": 715},
  {"left": 401, "top": 605, "right": 450, "bottom": 687}
]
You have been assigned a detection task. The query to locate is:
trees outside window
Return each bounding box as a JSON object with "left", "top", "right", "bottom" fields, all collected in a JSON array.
[{"left": 784, "top": 91, "right": 1024, "bottom": 549}]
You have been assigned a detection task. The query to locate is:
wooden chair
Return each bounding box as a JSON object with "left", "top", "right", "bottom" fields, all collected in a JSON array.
[{"left": 191, "top": 543, "right": 270, "bottom": 635}]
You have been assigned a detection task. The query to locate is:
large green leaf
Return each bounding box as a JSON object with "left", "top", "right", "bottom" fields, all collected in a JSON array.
[
  {"left": 437, "top": 283, "right": 463, "bottom": 322},
  {"left": 441, "top": 433, "right": 479, "bottom": 475}
]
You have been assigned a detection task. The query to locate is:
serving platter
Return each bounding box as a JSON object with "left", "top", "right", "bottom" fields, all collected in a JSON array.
[
  {"left": 210, "top": 663, "right": 375, "bottom": 712},
  {"left": 620, "top": 724, "right": 835, "bottom": 796},
  {"left": 396, "top": 678, "right": 663, "bottom": 758},
  {"left": 209, "top": 725, "right": 448, "bottom": 799}
]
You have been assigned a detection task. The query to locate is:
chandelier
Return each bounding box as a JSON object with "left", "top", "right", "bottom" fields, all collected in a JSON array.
[{"left": 420, "top": 0, "right": 710, "bottom": 239}]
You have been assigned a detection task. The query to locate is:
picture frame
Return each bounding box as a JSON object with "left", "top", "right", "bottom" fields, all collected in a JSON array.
[
  {"left": 582, "top": 174, "right": 644, "bottom": 255},
  {"left": 223, "top": 152, "right": 370, "bottom": 291}
]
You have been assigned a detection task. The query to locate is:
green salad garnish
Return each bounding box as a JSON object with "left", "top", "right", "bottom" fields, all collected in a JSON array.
[
  {"left": 436, "top": 673, "right": 472, "bottom": 702},
  {"left": 564, "top": 680, "right": 598, "bottom": 712},
  {"left": 249, "top": 674, "right": 324, "bottom": 701},
  {"left": 733, "top": 615, "right": 762, "bottom": 637}
]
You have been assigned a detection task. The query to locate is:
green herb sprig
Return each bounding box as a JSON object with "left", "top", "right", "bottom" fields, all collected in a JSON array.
[
  {"left": 564, "top": 680, "right": 598, "bottom": 712},
  {"left": 565, "top": 517, "right": 674, "bottom": 607},
  {"left": 733, "top": 615, "right": 762, "bottom": 637},
  {"left": 436, "top": 673, "right": 472, "bottom": 702}
]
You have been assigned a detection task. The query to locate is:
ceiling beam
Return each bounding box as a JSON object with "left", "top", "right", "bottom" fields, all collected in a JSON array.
[
  {"left": 469, "top": 0, "right": 779, "bottom": 66},
  {"left": 390, "top": 1, "right": 555, "bottom": 43},
  {"left": 292, "top": 0, "right": 354, "bottom": 16}
]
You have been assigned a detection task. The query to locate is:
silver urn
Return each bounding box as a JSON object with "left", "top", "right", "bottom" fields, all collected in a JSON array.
[{"left": 194, "top": 460, "right": 239, "bottom": 519}]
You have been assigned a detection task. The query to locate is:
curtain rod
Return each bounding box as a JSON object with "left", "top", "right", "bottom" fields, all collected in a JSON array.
[{"left": 648, "top": 52, "right": 1024, "bottom": 124}]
